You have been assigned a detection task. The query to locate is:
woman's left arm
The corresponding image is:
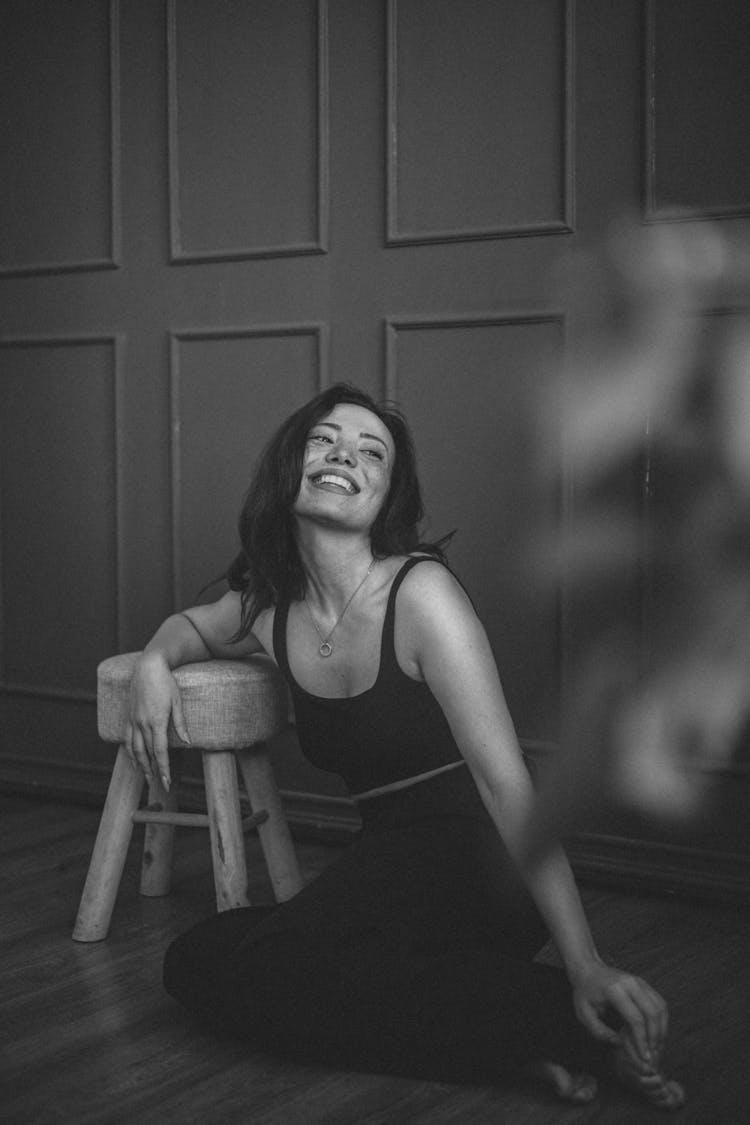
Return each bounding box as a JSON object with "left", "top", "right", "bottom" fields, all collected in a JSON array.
[{"left": 403, "top": 562, "right": 667, "bottom": 1066}]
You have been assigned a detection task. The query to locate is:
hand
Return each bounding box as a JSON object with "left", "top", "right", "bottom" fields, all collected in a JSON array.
[
  {"left": 124, "top": 653, "right": 190, "bottom": 790},
  {"left": 570, "top": 959, "right": 668, "bottom": 1068}
]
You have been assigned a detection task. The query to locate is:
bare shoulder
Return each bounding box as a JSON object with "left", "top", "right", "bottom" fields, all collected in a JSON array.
[
  {"left": 395, "top": 558, "right": 482, "bottom": 673},
  {"left": 393, "top": 557, "right": 488, "bottom": 685},
  {"left": 398, "top": 557, "right": 474, "bottom": 619}
]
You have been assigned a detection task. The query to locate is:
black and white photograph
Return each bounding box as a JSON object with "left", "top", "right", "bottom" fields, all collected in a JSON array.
[{"left": 2, "top": 2, "right": 750, "bottom": 1122}]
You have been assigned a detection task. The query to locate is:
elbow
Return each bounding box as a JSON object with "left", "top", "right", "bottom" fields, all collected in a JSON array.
[
  {"left": 471, "top": 768, "right": 514, "bottom": 814},
  {"left": 469, "top": 760, "right": 534, "bottom": 824}
]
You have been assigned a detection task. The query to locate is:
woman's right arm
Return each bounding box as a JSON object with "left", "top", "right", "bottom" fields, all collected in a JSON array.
[{"left": 126, "top": 591, "right": 262, "bottom": 789}]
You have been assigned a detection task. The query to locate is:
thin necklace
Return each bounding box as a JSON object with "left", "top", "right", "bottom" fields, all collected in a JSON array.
[{"left": 304, "top": 558, "right": 376, "bottom": 657}]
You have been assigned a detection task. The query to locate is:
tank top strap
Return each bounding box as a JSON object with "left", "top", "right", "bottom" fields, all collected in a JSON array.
[
  {"left": 379, "top": 555, "right": 441, "bottom": 676},
  {"left": 273, "top": 555, "right": 456, "bottom": 688}
]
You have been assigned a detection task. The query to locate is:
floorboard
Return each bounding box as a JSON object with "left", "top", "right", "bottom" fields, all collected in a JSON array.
[{"left": 1, "top": 794, "right": 749, "bottom": 1124}]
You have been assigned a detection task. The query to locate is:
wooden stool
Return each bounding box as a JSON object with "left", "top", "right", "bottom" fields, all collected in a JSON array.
[{"left": 72, "top": 652, "right": 302, "bottom": 942}]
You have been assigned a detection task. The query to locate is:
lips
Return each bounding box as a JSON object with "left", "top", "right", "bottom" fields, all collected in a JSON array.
[{"left": 309, "top": 471, "right": 360, "bottom": 494}]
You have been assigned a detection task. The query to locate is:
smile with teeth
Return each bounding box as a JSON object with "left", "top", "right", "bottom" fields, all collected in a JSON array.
[{"left": 310, "top": 472, "right": 359, "bottom": 494}]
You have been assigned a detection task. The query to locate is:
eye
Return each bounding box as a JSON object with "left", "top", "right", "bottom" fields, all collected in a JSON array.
[
  {"left": 308, "top": 431, "right": 332, "bottom": 444},
  {"left": 362, "top": 447, "right": 384, "bottom": 461}
]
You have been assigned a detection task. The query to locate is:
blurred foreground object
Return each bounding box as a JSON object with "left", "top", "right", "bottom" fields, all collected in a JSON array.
[{"left": 525, "top": 220, "right": 750, "bottom": 863}]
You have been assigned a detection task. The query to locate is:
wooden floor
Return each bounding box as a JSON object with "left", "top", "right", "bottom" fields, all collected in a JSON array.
[{"left": 2, "top": 793, "right": 749, "bottom": 1125}]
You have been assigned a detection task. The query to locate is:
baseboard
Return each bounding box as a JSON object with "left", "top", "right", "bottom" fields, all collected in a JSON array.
[
  {"left": 0, "top": 754, "right": 363, "bottom": 842},
  {"left": 0, "top": 755, "right": 116, "bottom": 808},
  {"left": 565, "top": 832, "right": 750, "bottom": 903},
  {"left": 2, "top": 755, "right": 749, "bottom": 902}
]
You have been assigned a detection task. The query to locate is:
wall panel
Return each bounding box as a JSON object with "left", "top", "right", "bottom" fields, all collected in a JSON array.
[
  {"left": 386, "top": 314, "right": 564, "bottom": 743},
  {"left": 644, "top": 0, "right": 750, "bottom": 220},
  {"left": 0, "top": 0, "right": 120, "bottom": 276},
  {"left": 387, "top": 0, "right": 574, "bottom": 244},
  {"left": 0, "top": 336, "right": 120, "bottom": 695},
  {"left": 170, "top": 325, "right": 327, "bottom": 606},
  {"left": 168, "top": 0, "right": 329, "bottom": 262}
]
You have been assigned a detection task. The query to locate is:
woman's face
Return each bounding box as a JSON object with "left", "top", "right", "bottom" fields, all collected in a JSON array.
[{"left": 293, "top": 403, "right": 395, "bottom": 534}]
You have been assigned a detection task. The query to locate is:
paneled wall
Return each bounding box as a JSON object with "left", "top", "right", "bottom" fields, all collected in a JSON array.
[
  {"left": 2, "top": 0, "right": 749, "bottom": 896},
  {"left": 386, "top": 0, "right": 573, "bottom": 241}
]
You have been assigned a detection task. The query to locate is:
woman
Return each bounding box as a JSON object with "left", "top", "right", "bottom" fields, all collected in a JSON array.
[{"left": 127, "top": 384, "right": 684, "bottom": 1109}]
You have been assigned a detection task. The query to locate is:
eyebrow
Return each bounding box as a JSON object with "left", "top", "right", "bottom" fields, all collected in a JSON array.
[{"left": 314, "top": 421, "right": 389, "bottom": 450}]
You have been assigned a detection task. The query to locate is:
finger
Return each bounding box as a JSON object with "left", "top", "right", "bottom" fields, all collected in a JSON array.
[
  {"left": 576, "top": 999, "right": 621, "bottom": 1046},
  {"left": 171, "top": 693, "right": 191, "bottom": 745},
  {"left": 608, "top": 986, "right": 651, "bottom": 1063},
  {"left": 624, "top": 979, "right": 665, "bottom": 1058},
  {"left": 620, "top": 1028, "right": 654, "bottom": 1075},
  {"left": 640, "top": 982, "right": 669, "bottom": 1055},
  {"left": 142, "top": 724, "right": 163, "bottom": 782},
  {"left": 124, "top": 721, "right": 136, "bottom": 767},
  {"left": 151, "top": 724, "right": 171, "bottom": 791},
  {"left": 131, "top": 726, "right": 154, "bottom": 782}
]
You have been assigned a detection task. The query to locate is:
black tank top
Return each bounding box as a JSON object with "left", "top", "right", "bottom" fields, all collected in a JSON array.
[{"left": 273, "top": 556, "right": 463, "bottom": 795}]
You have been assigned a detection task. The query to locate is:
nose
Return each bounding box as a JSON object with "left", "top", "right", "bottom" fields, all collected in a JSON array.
[{"left": 326, "top": 439, "right": 357, "bottom": 466}]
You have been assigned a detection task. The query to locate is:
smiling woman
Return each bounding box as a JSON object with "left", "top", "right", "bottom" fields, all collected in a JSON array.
[
  {"left": 125, "top": 384, "right": 684, "bottom": 1111},
  {"left": 293, "top": 403, "right": 394, "bottom": 534}
]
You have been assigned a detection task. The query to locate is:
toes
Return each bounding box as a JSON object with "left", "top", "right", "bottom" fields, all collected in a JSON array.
[
  {"left": 653, "top": 1079, "right": 686, "bottom": 1110},
  {"left": 614, "top": 1052, "right": 686, "bottom": 1111},
  {"left": 535, "top": 1062, "right": 598, "bottom": 1104},
  {"left": 570, "top": 1076, "right": 598, "bottom": 1104}
]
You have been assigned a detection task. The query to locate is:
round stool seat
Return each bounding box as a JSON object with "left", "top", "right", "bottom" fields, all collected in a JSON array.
[
  {"left": 74, "top": 650, "right": 302, "bottom": 941},
  {"left": 97, "top": 652, "right": 289, "bottom": 750}
]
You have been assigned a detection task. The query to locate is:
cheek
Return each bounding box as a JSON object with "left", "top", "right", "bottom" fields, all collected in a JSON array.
[
  {"left": 293, "top": 455, "right": 311, "bottom": 499},
  {"left": 371, "top": 468, "right": 392, "bottom": 507}
]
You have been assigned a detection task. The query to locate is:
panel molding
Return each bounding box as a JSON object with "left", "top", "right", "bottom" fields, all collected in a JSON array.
[
  {"left": 1, "top": 752, "right": 748, "bottom": 901},
  {"left": 0, "top": 0, "right": 122, "bottom": 278},
  {"left": 0, "top": 332, "right": 124, "bottom": 697},
  {"left": 385, "top": 309, "right": 569, "bottom": 737},
  {"left": 386, "top": 0, "right": 576, "bottom": 246},
  {"left": 167, "top": 0, "right": 330, "bottom": 264},
  {"left": 566, "top": 831, "right": 750, "bottom": 903},
  {"left": 169, "top": 322, "right": 329, "bottom": 607},
  {"left": 384, "top": 310, "right": 565, "bottom": 397},
  {"left": 0, "top": 683, "right": 97, "bottom": 704},
  {"left": 642, "top": 0, "right": 750, "bottom": 223}
]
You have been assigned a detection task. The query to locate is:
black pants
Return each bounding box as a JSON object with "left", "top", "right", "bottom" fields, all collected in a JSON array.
[{"left": 163, "top": 797, "right": 609, "bottom": 1088}]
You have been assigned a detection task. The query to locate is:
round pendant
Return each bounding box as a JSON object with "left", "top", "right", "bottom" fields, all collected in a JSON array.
[{"left": 319, "top": 641, "right": 333, "bottom": 657}]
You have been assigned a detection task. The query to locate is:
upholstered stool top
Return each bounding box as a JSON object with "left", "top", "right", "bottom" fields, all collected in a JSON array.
[{"left": 97, "top": 652, "right": 289, "bottom": 750}]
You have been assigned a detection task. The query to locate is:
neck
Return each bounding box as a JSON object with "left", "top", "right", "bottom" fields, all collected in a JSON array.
[{"left": 294, "top": 523, "right": 375, "bottom": 612}]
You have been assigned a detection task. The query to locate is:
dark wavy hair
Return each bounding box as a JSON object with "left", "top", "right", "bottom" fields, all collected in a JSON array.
[{"left": 223, "top": 382, "right": 450, "bottom": 638}]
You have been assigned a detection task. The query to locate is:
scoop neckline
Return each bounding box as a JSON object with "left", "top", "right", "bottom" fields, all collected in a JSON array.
[
  {"left": 279, "top": 556, "right": 426, "bottom": 703},
  {"left": 282, "top": 596, "right": 389, "bottom": 705}
]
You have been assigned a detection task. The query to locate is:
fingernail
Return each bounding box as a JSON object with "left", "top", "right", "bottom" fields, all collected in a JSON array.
[{"left": 161, "top": 774, "right": 170, "bottom": 792}]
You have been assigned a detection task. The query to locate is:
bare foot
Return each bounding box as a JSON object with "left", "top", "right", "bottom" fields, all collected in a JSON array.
[
  {"left": 528, "top": 1060, "right": 598, "bottom": 1104},
  {"left": 613, "top": 1041, "right": 685, "bottom": 1111}
]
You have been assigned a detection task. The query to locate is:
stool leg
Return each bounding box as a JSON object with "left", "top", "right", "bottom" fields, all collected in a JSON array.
[
  {"left": 72, "top": 745, "right": 144, "bottom": 942},
  {"left": 140, "top": 757, "right": 181, "bottom": 897},
  {"left": 236, "top": 746, "right": 303, "bottom": 902},
  {"left": 202, "top": 751, "right": 250, "bottom": 912}
]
